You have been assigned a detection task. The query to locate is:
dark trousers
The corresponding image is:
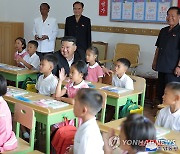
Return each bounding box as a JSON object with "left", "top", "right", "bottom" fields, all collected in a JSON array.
[
  {"left": 36, "top": 51, "right": 53, "bottom": 60},
  {"left": 158, "top": 72, "right": 180, "bottom": 103}
]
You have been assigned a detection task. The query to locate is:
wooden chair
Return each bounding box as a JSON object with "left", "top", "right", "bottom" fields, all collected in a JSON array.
[
  {"left": 55, "top": 38, "right": 62, "bottom": 51},
  {"left": 5, "top": 103, "right": 36, "bottom": 153},
  {"left": 102, "top": 43, "right": 142, "bottom": 75},
  {"left": 129, "top": 75, "right": 146, "bottom": 113},
  {"left": 96, "top": 90, "right": 107, "bottom": 124},
  {"left": 92, "top": 41, "right": 108, "bottom": 62}
]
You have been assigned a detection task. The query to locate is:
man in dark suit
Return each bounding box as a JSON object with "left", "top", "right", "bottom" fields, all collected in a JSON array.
[
  {"left": 53, "top": 36, "right": 82, "bottom": 77},
  {"left": 65, "top": 1, "right": 91, "bottom": 60}
]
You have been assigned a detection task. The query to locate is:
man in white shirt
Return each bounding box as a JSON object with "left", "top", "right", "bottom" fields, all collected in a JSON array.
[{"left": 33, "top": 3, "right": 58, "bottom": 59}]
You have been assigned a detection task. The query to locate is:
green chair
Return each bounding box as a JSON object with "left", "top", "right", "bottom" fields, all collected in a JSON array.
[{"left": 5, "top": 103, "right": 36, "bottom": 154}]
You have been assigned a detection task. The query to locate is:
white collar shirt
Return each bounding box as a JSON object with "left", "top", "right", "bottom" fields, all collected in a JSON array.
[
  {"left": 112, "top": 73, "right": 134, "bottom": 90},
  {"left": 74, "top": 117, "right": 104, "bottom": 154}
]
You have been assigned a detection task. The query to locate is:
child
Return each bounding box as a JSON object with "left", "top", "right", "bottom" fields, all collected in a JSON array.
[
  {"left": 70, "top": 88, "right": 104, "bottom": 154},
  {"left": 155, "top": 82, "right": 180, "bottom": 131},
  {"left": 0, "top": 75, "right": 17, "bottom": 152},
  {"left": 112, "top": 58, "right": 134, "bottom": 90},
  {"left": 85, "top": 46, "right": 104, "bottom": 82},
  {"left": 16, "top": 40, "right": 40, "bottom": 70},
  {"left": 35, "top": 54, "right": 58, "bottom": 96},
  {"left": 14, "top": 37, "right": 28, "bottom": 67},
  {"left": 55, "top": 60, "right": 89, "bottom": 105},
  {"left": 103, "top": 114, "right": 156, "bottom": 154}
]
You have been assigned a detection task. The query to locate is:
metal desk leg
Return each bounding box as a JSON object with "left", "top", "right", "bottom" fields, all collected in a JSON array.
[{"left": 46, "top": 124, "right": 50, "bottom": 154}]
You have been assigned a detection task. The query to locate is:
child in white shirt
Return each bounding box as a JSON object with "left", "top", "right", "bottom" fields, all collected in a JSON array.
[
  {"left": 68, "top": 88, "right": 104, "bottom": 154},
  {"left": 112, "top": 58, "right": 134, "bottom": 90},
  {"left": 155, "top": 82, "right": 180, "bottom": 131},
  {"left": 35, "top": 54, "right": 58, "bottom": 96},
  {"left": 17, "top": 40, "right": 40, "bottom": 70}
]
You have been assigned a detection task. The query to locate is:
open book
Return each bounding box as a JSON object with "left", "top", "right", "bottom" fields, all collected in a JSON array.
[
  {"left": 33, "top": 99, "right": 69, "bottom": 109},
  {"left": 100, "top": 86, "right": 130, "bottom": 94}
]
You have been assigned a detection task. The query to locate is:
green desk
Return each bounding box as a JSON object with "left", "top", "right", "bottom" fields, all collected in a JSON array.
[
  {"left": 0, "top": 64, "right": 38, "bottom": 87},
  {"left": 4, "top": 86, "right": 75, "bottom": 154},
  {"left": 92, "top": 75, "right": 146, "bottom": 119}
]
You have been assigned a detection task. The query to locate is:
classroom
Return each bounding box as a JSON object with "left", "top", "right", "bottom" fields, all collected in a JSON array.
[{"left": 0, "top": 0, "right": 180, "bottom": 154}]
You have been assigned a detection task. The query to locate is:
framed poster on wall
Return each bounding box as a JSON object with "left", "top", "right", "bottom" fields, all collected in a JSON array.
[{"left": 110, "top": 0, "right": 172, "bottom": 23}]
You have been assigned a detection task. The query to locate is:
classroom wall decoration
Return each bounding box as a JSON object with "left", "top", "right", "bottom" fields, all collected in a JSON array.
[
  {"left": 99, "top": 0, "right": 108, "bottom": 16},
  {"left": 110, "top": 0, "right": 173, "bottom": 23}
]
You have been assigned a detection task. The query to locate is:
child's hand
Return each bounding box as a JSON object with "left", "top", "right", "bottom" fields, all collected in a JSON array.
[
  {"left": 102, "top": 66, "right": 113, "bottom": 76},
  {"left": 59, "top": 68, "right": 67, "bottom": 81},
  {"left": 17, "top": 56, "right": 23, "bottom": 63}
]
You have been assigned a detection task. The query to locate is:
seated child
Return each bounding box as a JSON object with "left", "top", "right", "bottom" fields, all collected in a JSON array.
[
  {"left": 112, "top": 58, "right": 134, "bottom": 90},
  {"left": 69, "top": 88, "right": 104, "bottom": 154},
  {"left": 155, "top": 82, "right": 180, "bottom": 131},
  {"left": 85, "top": 46, "right": 104, "bottom": 82},
  {"left": 14, "top": 37, "right": 28, "bottom": 67},
  {"left": 0, "top": 75, "right": 17, "bottom": 152},
  {"left": 103, "top": 114, "right": 156, "bottom": 154},
  {"left": 16, "top": 40, "right": 40, "bottom": 70},
  {"left": 55, "top": 60, "right": 89, "bottom": 105},
  {"left": 36, "top": 54, "right": 58, "bottom": 97}
]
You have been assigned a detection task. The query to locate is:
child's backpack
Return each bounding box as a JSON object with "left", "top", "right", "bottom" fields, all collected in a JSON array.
[
  {"left": 51, "top": 118, "right": 77, "bottom": 154},
  {"left": 21, "top": 77, "right": 37, "bottom": 92},
  {"left": 119, "top": 98, "right": 141, "bottom": 118}
]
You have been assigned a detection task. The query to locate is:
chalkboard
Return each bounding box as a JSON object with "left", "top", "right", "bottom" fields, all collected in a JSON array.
[{"left": 110, "top": 0, "right": 172, "bottom": 23}]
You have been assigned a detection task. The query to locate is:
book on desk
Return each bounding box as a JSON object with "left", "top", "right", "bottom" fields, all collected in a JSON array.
[
  {"left": 6, "top": 87, "right": 69, "bottom": 109},
  {"left": 0, "top": 63, "right": 26, "bottom": 71},
  {"left": 100, "top": 86, "right": 130, "bottom": 94}
]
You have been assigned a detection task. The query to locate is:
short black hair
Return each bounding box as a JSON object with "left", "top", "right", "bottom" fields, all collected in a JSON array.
[
  {"left": 87, "top": 46, "right": 99, "bottom": 62},
  {"left": 72, "top": 60, "right": 88, "bottom": 79},
  {"left": 41, "top": 54, "right": 58, "bottom": 69},
  {"left": 167, "top": 7, "right": 180, "bottom": 15},
  {"left": 77, "top": 88, "right": 103, "bottom": 115},
  {"left": 166, "top": 82, "right": 180, "bottom": 94},
  {"left": 61, "top": 36, "right": 77, "bottom": 45},
  {"left": 73, "top": 1, "right": 84, "bottom": 8},
  {"left": 0, "top": 75, "right": 7, "bottom": 96},
  {"left": 122, "top": 114, "right": 156, "bottom": 152},
  {"left": 117, "top": 58, "right": 131, "bottom": 68},
  {"left": 15, "top": 37, "right": 26, "bottom": 50},
  {"left": 40, "top": 3, "right": 50, "bottom": 10},
  {"left": 28, "top": 40, "right": 38, "bottom": 49}
]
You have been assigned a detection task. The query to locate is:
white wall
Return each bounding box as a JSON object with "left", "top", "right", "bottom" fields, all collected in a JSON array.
[{"left": 0, "top": 0, "right": 177, "bottom": 74}]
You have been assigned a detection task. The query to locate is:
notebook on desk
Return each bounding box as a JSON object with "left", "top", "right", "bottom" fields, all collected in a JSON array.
[
  {"left": 100, "top": 86, "right": 130, "bottom": 94},
  {"left": 33, "top": 99, "right": 69, "bottom": 109}
]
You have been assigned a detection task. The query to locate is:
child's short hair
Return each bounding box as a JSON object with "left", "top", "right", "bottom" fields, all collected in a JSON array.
[
  {"left": 77, "top": 88, "right": 103, "bottom": 115},
  {"left": 72, "top": 60, "right": 88, "bottom": 79},
  {"left": 61, "top": 36, "right": 77, "bottom": 45},
  {"left": 166, "top": 82, "right": 180, "bottom": 94},
  {"left": 117, "top": 58, "right": 131, "bottom": 68},
  {"left": 41, "top": 54, "right": 58, "bottom": 69},
  {"left": 15, "top": 37, "right": 26, "bottom": 50},
  {"left": 40, "top": 3, "right": 50, "bottom": 10},
  {"left": 28, "top": 40, "right": 38, "bottom": 49},
  {"left": 73, "top": 1, "right": 84, "bottom": 8},
  {"left": 87, "top": 46, "right": 99, "bottom": 61},
  {"left": 0, "top": 75, "right": 7, "bottom": 96},
  {"left": 122, "top": 114, "right": 156, "bottom": 152}
]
